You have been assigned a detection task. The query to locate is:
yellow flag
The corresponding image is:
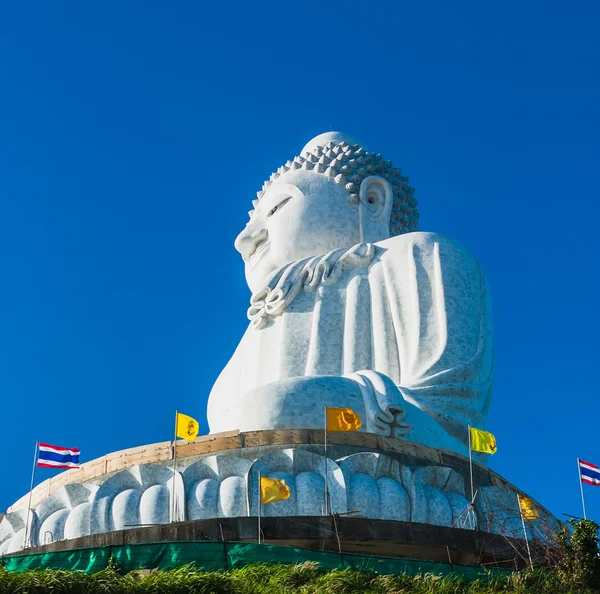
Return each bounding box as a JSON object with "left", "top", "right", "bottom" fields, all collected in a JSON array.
[
  {"left": 518, "top": 495, "right": 539, "bottom": 521},
  {"left": 175, "top": 412, "right": 199, "bottom": 441},
  {"left": 326, "top": 407, "right": 362, "bottom": 432},
  {"left": 260, "top": 476, "right": 291, "bottom": 505},
  {"left": 469, "top": 427, "right": 497, "bottom": 454}
]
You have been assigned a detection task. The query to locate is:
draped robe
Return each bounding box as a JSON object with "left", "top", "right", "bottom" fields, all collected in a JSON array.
[{"left": 207, "top": 232, "right": 493, "bottom": 454}]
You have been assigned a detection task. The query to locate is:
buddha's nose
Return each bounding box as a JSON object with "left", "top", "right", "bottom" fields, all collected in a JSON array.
[{"left": 235, "top": 223, "right": 269, "bottom": 261}]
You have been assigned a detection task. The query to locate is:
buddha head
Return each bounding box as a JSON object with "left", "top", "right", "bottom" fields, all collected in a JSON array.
[{"left": 235, "top": 132, "right": 419, "bottom": 293}]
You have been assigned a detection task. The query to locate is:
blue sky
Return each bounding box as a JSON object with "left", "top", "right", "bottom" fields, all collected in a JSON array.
[{"left": 1, "top": 2, "right": 599, "bottom": 521}]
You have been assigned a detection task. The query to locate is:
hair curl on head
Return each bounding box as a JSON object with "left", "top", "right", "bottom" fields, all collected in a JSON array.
[{"left": 250, "top": 140, "right": 419, "bottom": 236}]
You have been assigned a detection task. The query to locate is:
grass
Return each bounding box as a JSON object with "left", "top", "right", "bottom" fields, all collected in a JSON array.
[{"left": 0, "top": 562, "right": 595, "bottom": 594}]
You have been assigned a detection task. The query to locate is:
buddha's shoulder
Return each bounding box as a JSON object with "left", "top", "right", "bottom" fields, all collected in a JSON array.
[{"left": 375, "top": 232, "right": 480, "bottom": 266}]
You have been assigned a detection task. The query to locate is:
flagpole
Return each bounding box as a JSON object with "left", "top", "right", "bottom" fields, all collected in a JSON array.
[
  {"left": 23, "top": 439, "right": 39, "bottom": 549},
  {"left": 324, "top": 405, "right": 329, "bottom": 516},
  {"left": 257, "top": 471, "right": 261, "bottom": 544},
  {"left": 517, "top": 493, "right": 534, "bottom": 570},
  {"left": 577, "top": 458, "right": 587, "bottom": 520},
  {"left": 171, "top": 409, "right": 178, "bottom": 523},
  {"left": 468, "top": 425, "right": 475, "bottom": 528}
]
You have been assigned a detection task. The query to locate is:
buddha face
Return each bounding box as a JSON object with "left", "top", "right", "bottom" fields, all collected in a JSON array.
[{"left": 235, "top": 168, "right": 361, "bottom": 293}]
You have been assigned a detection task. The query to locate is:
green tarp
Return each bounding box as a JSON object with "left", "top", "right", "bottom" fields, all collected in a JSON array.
[{"left": 1, "top": 540, "right": 512, "bottom": 581}]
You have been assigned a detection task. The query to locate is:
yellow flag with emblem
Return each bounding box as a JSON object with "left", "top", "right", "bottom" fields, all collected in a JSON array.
[
  {"left": 326, "top": 407, "right": 362, "bottom": 432},
  {"left": 518, "top": 495, "right": 539, "bottom": 521},
  {"left": 469, "top": 427, "right": 497, "bottom": 454},
  {"left": 175, "top": 411, "right": 199, "bottom": 441},
  {"left": 260, "top": 476, "right": 291, "bottom": 505}
]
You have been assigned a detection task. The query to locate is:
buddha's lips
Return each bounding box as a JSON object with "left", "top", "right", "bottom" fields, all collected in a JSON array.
[{"left": 249, "top": 239, "right": 270, "bottom": 268}]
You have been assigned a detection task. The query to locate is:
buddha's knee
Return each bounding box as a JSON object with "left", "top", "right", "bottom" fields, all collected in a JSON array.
[{"left": 237, "top": 376, "right": 366, "bottom": 432}]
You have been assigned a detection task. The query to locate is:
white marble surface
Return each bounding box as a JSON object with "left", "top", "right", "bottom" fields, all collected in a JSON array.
[{"left": 209, "top": 132, "right": 493, "bottom": 456}]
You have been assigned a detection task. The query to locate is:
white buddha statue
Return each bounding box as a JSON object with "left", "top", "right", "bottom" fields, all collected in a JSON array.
[{"left": 208, "top": 132, "right": 493, "bottom": 458}]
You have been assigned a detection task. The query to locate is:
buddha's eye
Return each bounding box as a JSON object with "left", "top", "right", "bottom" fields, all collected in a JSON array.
[{"left": 267, "top": 196, "right": 291, "bottom": 218}]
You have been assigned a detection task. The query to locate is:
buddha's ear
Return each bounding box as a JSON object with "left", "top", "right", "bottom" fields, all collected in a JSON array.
[{"left": 358, "top": 175, "right": 393, "bottom": 242}]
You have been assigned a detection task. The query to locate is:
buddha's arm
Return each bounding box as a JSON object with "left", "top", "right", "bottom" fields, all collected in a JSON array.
[{"left": 379, "top": 232, "right": 494, "bottom": 448}]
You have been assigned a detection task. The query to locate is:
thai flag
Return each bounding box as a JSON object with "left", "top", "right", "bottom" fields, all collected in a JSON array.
[
  {"left": 579, "top": 459, "right": 600, "bottom": 486},
  {"left": 37, "top": 442, "right": 80, "bottom": 469}
]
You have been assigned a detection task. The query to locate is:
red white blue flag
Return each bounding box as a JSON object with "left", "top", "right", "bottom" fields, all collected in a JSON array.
[
  {"left": 579, "top": 459, "right": 600, "bottom": 486},
  {"left": 37, "top": 442, "right": 80, "bottom": 469}
]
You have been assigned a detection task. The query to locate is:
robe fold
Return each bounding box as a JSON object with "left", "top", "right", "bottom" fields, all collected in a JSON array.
[{"left": 207, "top": 232, "right": 493, "bottom": 450}]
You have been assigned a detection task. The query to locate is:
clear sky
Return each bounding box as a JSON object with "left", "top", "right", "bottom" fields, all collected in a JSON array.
[{"left": 1, "top": 2, "right": 598, "bottom": 521}]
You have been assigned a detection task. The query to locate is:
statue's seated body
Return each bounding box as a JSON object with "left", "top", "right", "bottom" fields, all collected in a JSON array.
[{"left": 208, "top": 132, "right": 493, "bottom": 458}]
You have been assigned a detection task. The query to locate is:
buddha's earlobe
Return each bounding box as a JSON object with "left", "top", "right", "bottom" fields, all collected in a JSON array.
[{"left": 358, "top": 176, "right": 393, "bottom": 243}]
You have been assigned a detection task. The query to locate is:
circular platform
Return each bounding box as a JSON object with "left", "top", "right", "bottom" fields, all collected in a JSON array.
[{"left": 1, "top": 430, "right": 558, "bottom": 559}]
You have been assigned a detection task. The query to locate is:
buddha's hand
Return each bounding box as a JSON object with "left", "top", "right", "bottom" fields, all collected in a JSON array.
[
  {"left": 368, "top": 402, "right": 411, "bottom": 438},
  {"left": 345, "top": 370, "right": 412, "bottom": 438}
]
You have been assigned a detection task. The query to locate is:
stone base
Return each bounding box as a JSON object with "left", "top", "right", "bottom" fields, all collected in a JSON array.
[
  {"left": 15, "top": 515, "right": 526, "bottom": 568},
  {"left": 0, "top": 431, "right": 559, "bottom": 555}
]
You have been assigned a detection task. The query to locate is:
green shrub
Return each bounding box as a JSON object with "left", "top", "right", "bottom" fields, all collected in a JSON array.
[
  {"left": 0, "top": 562, "right": 598, "bottom": 594},
  {"left": 556, "top": 518, "right": 600, "bottom": 591}
]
